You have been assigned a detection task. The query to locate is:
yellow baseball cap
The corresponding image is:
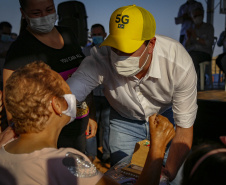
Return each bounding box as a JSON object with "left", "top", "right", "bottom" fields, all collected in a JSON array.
[{"left": 100, "top": 5, "right": 156, "bottom": 53}]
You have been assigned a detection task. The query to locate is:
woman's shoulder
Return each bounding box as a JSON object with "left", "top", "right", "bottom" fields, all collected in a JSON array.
[
  {"left": 40, "top": 147, "right": 103, "bottom": 184},
  {"left": 38, "top": 147, "right": 91, "bottom": 163}
]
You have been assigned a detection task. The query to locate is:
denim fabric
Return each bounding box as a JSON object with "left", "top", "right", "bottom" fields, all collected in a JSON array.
[
  {"left": 85, "top": 136, "right": 97, "bottom": 159},
  {"left": 109, "top": 107, "right": 175, "bottom": 166},
  {"left": 85, "top": 96, "right": 111, "bottom": 160}
]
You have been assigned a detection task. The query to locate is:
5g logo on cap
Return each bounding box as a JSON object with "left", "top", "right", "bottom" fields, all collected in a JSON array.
[
  {"left": 115, "top": 14, "right": 129, "bottom": 29},
  {"left": 100, "top": 5, "right": 156, "bottom": 54}
]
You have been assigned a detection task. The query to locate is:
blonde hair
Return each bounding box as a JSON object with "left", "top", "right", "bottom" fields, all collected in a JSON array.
[{"left": 5, "top": 61, "right": 65, "bottom": 134}]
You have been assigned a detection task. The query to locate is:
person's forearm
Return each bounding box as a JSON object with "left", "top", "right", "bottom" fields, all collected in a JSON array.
[
  {"left": 135, "top": 146, "right": 166, "bottom": 185},
  {"left": 164, "top": 126, "right": 193, "bottom": 181},
  {"left": 96, "top": 147, "right": 166, "bottom": 185},
  {"left": 0, "top": 126, "right": 16, "bottom": 147},
  {"left": 3, "top": 69, "right": 14, "bottom": 124},
  {"left": 134, "top": 114, "right": 176, "bottom": 185}
]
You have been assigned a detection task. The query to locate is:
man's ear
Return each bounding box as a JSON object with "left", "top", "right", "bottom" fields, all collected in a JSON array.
[
  {"left": 51, "top": 97, "right": 62, "bottom": 115},
  {"left": 104, "top": 32, "right": 107, "bottom": 39},
  {"left": 148, "top": 37, "right": 156, "bottom": 54}
]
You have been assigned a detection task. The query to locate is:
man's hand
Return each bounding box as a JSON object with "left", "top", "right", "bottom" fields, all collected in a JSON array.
[
  {"left": 86, "top": 118, "right": 97, "bottom": 139},
  {"left": 149, "top": 114, "right": 175, "bottom": 150}
]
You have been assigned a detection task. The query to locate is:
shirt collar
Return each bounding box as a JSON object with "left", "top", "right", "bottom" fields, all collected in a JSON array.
[{"left": 146, "top": 38, "right": 161, "bottom": 79}]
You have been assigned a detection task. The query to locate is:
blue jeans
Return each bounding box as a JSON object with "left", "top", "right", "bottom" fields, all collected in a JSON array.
[
  {"left": 85, "top": 96, "right": 111, "bottom": 160},
  {"left": 85, "top": 136, "right": 97, "bottom": 159},
  {"left": 109, "top": 108, "right": 175, "bottom": 166}
]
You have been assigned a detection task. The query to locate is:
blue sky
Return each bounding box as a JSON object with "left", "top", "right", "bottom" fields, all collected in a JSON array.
[{"left": 0, "top": 0, "right": 225, "bottom": 56}]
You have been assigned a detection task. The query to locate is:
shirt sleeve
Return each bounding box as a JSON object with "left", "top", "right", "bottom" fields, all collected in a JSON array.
[
  {"left": 172, "top": 47, "right": 198, "bottom": 128},
  {"left": 67, "top": 56, "right": 102, "bottom": 102},
  {"left": 67, "top": 46, "right": 110, "bottom": 102}
]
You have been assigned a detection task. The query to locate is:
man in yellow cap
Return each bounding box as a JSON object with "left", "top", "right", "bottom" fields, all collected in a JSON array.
[{"left": 67, "top": 5, "right": 197, "bottom": 183}]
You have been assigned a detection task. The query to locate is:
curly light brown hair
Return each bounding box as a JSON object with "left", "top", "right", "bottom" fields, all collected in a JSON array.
[{"left": 5, "top": 61, "right": 65, "bottom": 135}]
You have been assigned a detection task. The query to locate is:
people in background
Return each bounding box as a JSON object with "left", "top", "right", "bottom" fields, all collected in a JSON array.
[
  {"left": 83, "top": 24, "right": 110, "bottom": 163},
  {"left": 0, "top": 21, "right": 14, "bottom": 132},
  {"left": 175, "top": 0, "right": 203, "bottom": 45},
  {"left": 82, "top": 24, "right": 107, "bottom": 56},
  {"left": 216, "top": 30, "right": 226, "bottom": 74},
  {"left": 184, "top": 7, "right": 214, "bottom": 87},
  {"left": 0, "top": 21, "right": 13, "bottom": 58},
  {"left": 0, "top": 21, "right": 14, "bottom": 84}
]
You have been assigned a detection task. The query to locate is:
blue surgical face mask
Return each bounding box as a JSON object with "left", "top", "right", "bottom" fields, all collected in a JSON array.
[
  {"left": 0, "top": 34, "right": 12, "bottom": 42},
  {"left": 92, "top": 36, "right": 104, "bottom": 45}
]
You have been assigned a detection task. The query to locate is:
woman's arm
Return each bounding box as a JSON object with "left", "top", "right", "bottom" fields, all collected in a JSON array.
[
  {"left": 0, "top": 126, "right": 16, "bottom": 147},
  {"left": 2, "top": 68, "right": 14, "bottom": 123},
  {"left": 135, "top": 114, "right": 176, "bottom": 185}
]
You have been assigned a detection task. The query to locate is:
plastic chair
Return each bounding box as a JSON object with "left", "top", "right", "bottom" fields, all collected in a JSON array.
[{"left": 199, "top": 37, "right": 218, "bottom": 90}]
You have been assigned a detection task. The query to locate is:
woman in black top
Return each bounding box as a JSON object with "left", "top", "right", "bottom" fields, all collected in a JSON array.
[{"left": 3, "top": 0, "right": 97, "bottom": 153}]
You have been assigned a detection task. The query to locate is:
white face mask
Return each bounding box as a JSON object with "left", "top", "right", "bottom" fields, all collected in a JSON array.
[
  {"left": 62, "top": 94, "right": 77, "bottom": 125},
  {"left": 110, "top": 43, "right": 150, "bottom": 77},
  {"left": 193, "top": 16, "right": 203, "bottom": 25},
  {"left": 25, "top": 12, "right": 57, "bottom": 33}
]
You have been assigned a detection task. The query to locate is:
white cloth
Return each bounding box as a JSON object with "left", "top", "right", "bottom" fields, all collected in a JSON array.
[
  {"left": 67, "top": 35, "right": 198, "bottom": 128},
  {"left": 0, "top": 146, "right": 103, "bottom": 185},
  {"left": 82, "top": 45, "right": 92, "bottom": 57},
  {"left": 82, "top": 44, "right": 105, "bottom": 97}
]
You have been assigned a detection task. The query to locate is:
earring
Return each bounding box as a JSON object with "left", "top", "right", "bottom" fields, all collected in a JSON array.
[{"left": 59, "top": 114, "right": 62, "bottom": 117}]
